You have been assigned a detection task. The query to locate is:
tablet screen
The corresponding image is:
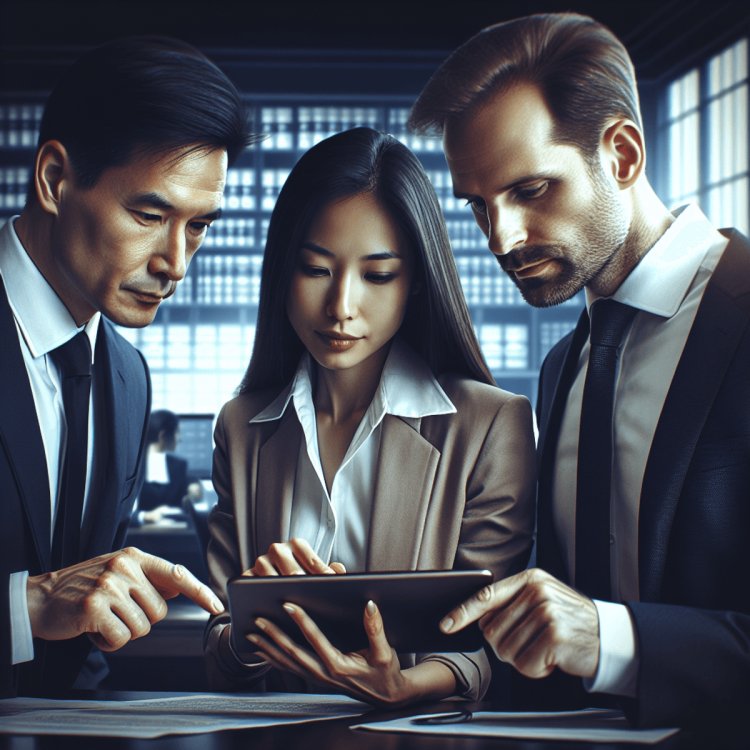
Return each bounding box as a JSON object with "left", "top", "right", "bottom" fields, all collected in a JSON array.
[{"left": 228, "top": 569, "right": 493, "bottom": 660}]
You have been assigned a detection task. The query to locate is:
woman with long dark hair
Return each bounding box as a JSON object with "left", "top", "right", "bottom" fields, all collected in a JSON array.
[{"left": 205, "top": 127, "right": 535, "bottom": 706}]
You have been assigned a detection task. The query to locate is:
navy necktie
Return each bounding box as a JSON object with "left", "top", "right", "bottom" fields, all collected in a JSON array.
[
  {"left": 49, "top": 331, "right": 92, "bottom": 570},
  {"left": 575, "top": 299, "right": 636, "bottom": 600}
]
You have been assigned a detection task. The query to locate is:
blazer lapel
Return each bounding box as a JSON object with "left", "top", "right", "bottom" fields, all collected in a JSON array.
[
  {"left": 640, "top": 232, "right": 750, "bottom": 600},
  {"left": 535, "top": 309, "right": 589, "bottom": 581},
  {"left": 254, "top": 408, "right": 301, "bottom": 555},
  {"left": 0, "top": 277, "right": 52, "bottom": 570},
  {"left": 366, "top": 415, "right": 439, "bottom": 571}
]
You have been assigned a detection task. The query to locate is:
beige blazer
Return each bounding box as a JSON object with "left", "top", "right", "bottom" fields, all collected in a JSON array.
[{"left": 204, "top": 373, "right": 536, "bottom": 700}]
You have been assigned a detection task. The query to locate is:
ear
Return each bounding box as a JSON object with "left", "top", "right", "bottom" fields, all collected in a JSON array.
[
  {"left": 33, "top": 140, "right": 71, "bottom": 216},
  {"left": 600, "top": 120, "right": 644, "bottom": 189}
]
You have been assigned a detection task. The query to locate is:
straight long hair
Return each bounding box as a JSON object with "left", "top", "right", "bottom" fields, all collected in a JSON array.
[{"left": 240, "top": 127, "right": 493, "bottom": 393}]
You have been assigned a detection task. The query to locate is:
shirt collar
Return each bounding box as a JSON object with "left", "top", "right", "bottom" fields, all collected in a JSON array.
[
  {"left": 249, "top": 337, "right": 456, "bottom": 425},
  {"left": 584, "top": 203, "right": 728, "bottom": 318},
  {"left": 0, "top": 217, "right": 100, "bottom": 361}
]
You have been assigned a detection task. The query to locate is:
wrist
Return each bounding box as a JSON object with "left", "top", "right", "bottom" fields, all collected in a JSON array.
[
  {"left": 26, "top": 571, "right": 54, "bottom": 638},
  {"left": 400, "top": 661, "right": 457, "bottom": 705}
]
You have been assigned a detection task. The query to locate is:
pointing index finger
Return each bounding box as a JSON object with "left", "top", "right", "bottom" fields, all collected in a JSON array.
[
  {"left": 440, "top": 571, "right": 527, "bottom": 633},
  {"left": 141, "top": 554, "right": 224, "bottom": 614}
]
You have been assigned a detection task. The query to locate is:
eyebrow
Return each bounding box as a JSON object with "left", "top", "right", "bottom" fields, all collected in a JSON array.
[
  {"left": 131, "top": 192, "right": 223, "bottom": 221},
  {"left": 300, "top": 241, "right": 402, "bottom": 261},
  {"left": 453, "top": 172, "right": 552, "bottom": 200}
]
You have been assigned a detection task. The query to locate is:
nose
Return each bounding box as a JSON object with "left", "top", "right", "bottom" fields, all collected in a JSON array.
[
  {"left": 150, "top": 226, "right": 188, "bottom": 281},
  {"left": 326, "top": 273, "right": 357, "bottom": 321},
  {"left": 486, "top": 203, "right": 528, "bottom": 256}
]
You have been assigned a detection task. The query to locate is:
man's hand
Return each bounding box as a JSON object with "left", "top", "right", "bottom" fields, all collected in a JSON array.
[
  {"left": 27, "top": 547, "right": 224, "bottom": 651},
  {"left": 440, "top": 568, "right": 600, "bottom": 680},
  {"left": 245, "top": 538, "right": 346, "bottom": 577}
]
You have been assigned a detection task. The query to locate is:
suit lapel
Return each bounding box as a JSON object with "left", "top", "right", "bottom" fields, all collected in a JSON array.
[
  {"left": 0, "top": 277, "right": 52, "bottom": 570},
  {"left": 640, "top": 231, "right": 750, "bottom": 600},
  {"left": 536, "top": 309, "right": 588, "bottom": 581},
  {"left": 366, "top": 415, "right": 439, "bottom": 570},
  {"left": 254, "top": 408, "right": 301, "bottom": 555}
]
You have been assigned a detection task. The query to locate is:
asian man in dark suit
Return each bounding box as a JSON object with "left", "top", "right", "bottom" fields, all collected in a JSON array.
[
  {"left": 0, "top": 35, "right": 255, "bottom": 696},
  {"left": 409, "top": 12, "right": 749, "bottom": 733}
]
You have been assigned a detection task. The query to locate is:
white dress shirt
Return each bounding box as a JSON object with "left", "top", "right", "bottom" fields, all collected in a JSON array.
[
  {"left": 0, "top": 217, "right": 101, "bottom": 665},
  {"left": 552, "top": 204, "right": 728, "bottom": 695},
  {"left": 248, "top": 337, "right": 456, "bottom": 571}
]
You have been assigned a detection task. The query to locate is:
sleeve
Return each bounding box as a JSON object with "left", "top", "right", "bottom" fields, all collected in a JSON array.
[
  {"left": 203, "top": 405, "right": 270, "bottom": 690},
  {"left": 9, "top": 571, "right": 33, "bottom": 665},
  {"left": 624, "top": 602, "right": 750, "bottom": 731},
  {"left": 418, "top": 392, "right": 537, "bottom": 700}
]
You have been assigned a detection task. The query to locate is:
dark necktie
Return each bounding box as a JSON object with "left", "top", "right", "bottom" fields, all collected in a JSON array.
[
  {"left": 575, "top": 299, "right": 636, "bottom": 600},
  {"left": 49, "top": 331, "right": 92, "bottom": 570}
]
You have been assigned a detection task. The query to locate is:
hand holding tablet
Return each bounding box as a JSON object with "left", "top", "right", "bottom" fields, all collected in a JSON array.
[{"left": 228, "top": 569, "right": 493, "bottom": 661}]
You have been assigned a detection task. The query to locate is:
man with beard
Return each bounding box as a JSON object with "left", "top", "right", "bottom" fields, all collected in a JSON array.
[
  {"left": 409, "top": 12, "right": 749, "bottom": 733},
  {"left": 1, "top": 35, "right": 254, "bottom": 696}
]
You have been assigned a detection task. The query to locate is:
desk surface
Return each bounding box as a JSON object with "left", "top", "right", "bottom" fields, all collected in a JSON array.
[{"left": 0, "top": 692, "right": 726, "bottom": 750}]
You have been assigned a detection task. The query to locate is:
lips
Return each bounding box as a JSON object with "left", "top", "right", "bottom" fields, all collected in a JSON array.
[
  {"left": 511, "top": 259, "right": 556, "bottom": 279},
  {"left": 315, "top": 331, "right": 362, "bottom": 351},
  {"left": 127, "top": 289, "right": 167, "bottom": 304}
]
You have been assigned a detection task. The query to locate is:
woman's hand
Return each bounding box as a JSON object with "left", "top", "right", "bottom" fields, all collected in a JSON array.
[
  {"left": 243, "top": 538, "right": 346, "bottom": 577},
  {"left": 246, "top": 600, "right": 455, "bottom": 707}
]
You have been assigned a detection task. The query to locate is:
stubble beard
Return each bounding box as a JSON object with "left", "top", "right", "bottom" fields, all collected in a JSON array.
[{"left": 505, "top": 170, "right": 630, "bottom": 308}]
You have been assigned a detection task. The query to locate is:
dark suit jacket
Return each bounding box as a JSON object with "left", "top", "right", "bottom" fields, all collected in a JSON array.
[
  {"left": 533, "top": 230, "right": 750, "bottom": 730},
  {"left": 0, "top": 276, "right": 151, "bottom": 696}
]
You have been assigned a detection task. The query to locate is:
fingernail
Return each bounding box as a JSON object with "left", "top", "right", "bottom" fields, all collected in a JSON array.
[
  {"left": 255, "top": 618, "right": 268, "bottom": 631},
  {"left": 282, "top": 603, "right": 295, "bottom": 614},
  {"left": 173, "top": 564, "right": 184, "bottom": 579},
  {"left": 212, "top": 597, "right": 224, "bottom": 614},
  {"left": 365, "top": 600, "right": 377, "bottom": 617},
  {"left": 246, "top": 634, "right": 259, "bottom": 643},
  {"left": 440, "top": 616, "right": 454, "bottom": 632}
]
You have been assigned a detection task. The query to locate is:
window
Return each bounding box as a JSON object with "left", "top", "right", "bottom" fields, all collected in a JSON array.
[{"left": 660, "top": 38, "right": 749, "bottom": 234}]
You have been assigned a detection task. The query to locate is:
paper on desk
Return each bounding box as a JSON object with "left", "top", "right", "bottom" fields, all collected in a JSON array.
[
  {"left": 0, "top": 692, "right": 370, "bottom": 738},
  {"left": 353, "top": 708, "right": 680, "bottom": 744}
]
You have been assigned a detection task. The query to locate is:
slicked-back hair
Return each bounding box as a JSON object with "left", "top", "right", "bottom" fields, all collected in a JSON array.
[
  {"left": 28, "top": 35, "right": 256, "bottom": 200},
  {"left": 408, "top": 12, "right": 642, "bottom": 158},
  {"left": 240, "top": 127, "right": 494, "bottom": 393}
]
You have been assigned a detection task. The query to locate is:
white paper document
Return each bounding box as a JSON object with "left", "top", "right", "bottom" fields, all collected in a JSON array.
[
  {"left": 353, "top": 708, "right": 680, "bottom": 744},
  {"left": 0, "top": 692, "right": 370, "bottom": 738}
]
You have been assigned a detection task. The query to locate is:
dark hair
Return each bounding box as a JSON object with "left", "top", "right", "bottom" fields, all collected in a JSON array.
[
  {"left": 408, "top": 12, "right": 641, "bottom": 158},
  {"left": 28, "top": 35, "right": 256, "bottom": 200},
  {"left": 240, "top": 127, "right": 494, "bottom": 392},
  {"left": 146, "top": 409, "right": 179, "bottom": 445}
]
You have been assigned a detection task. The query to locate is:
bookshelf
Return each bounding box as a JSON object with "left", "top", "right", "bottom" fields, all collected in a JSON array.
[{"left": 0, "top": 93, "right": 582, "bottom": 414}]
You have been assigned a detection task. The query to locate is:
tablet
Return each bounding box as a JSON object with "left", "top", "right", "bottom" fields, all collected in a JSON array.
[{"left": 227, "top": 569, "right": 492, "bottom": 660}]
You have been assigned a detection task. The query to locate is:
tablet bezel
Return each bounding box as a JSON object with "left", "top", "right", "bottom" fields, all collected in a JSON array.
[{"left": 227, "top": 569, "right": 493, "bottom": 660}]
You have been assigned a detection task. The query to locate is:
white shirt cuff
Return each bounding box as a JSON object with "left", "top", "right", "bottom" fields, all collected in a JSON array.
[
  {"left": 9, "top": 570, "right": 34, "bottom": 665},
  {"left": 584, "top": 600, "right": 638, "bottom": 697}
]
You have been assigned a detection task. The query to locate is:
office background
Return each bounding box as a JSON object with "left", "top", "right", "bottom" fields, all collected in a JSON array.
[{"left": 1, "top": 0, "right": 748, "bottom": 430}]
